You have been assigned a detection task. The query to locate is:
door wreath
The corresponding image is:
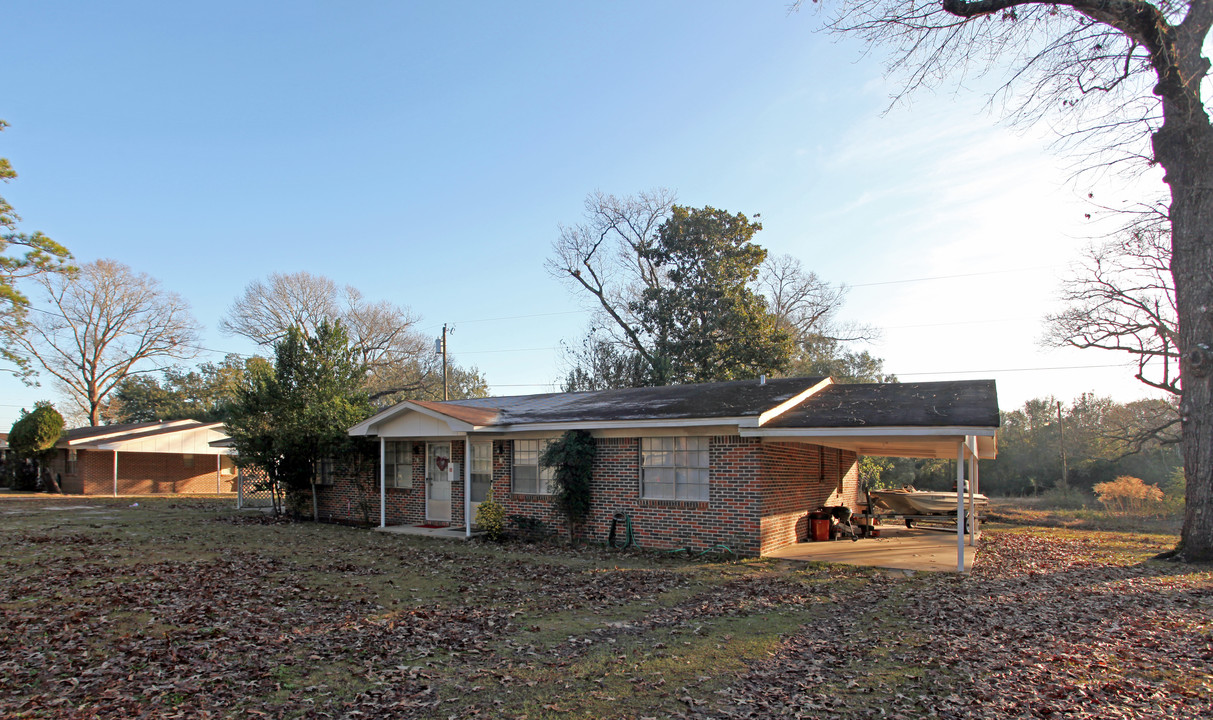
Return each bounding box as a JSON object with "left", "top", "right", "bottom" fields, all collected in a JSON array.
[{"left": 435, "top": 456, "right": 449, "bottom": 472}]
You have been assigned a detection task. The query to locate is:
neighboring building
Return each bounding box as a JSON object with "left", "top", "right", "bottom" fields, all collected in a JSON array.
[
  {"left": 320, "top": 376, "right": 999, "bottom": 556},
  {"left": 46, "top": 420, "right": 237, "bottom": 495}
]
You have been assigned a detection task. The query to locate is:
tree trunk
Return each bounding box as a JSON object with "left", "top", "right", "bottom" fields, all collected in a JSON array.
[{"left": 1156, "top": 117, "right": 1213, "bottom": 562}]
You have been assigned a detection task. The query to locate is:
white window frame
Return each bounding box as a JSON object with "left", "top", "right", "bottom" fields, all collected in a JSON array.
[
  {"left": 512, "top": 438, "right": 556, "bottom": 495},
  {"left": 640, "top": 436, "right": 710, "bottom": 502},
  {"left": 66, "top": 449, "right": 78, "bottom": 475},
  {"left": 471, "top": 441, "right": 493, "bottom": 503},
  {"left": 385, "top": 441, "right": 413, "bottom": 489}
]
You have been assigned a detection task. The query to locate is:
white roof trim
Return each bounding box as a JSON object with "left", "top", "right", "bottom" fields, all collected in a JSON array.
[
  {"left": 740, "top": 425, "right": 997, "bottom": 438},
  {"left": 757, "top": 377, "right": 832, "bottom": 426},
  {"left": 63, "top": 419, "right": 201, "bottom": 446},
  {"left": 349, "top": 401, "right": 474, "bottom": 436}
]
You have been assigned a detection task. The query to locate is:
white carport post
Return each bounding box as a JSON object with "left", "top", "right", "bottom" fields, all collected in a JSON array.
[
  {"left": 379, "top": 438, "right": 386, "bottom": 528},
  {"left": 968, "top": 438, "right": 980, "bottom": 545},
  {"left": 463, "top": 437, "right": 472, "bottom": 539},
  {"left": 112, "top": 451, "right": 119, "bottom": 497},
  {"left": 956, "top": 440, "right": 965, "bottom": 572}
]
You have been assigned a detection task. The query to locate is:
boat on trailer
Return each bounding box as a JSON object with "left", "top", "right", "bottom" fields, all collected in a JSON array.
[{"left": 869, "top": 486, "right": 989, "bottom": 516}]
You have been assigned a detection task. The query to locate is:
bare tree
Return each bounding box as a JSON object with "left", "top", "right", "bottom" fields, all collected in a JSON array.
[
  {"left": 547, "top": 188, "right": 677, "bottom": 373},
  {"left": 220, "top": 271, "right": 341, "bottom": 345},
  {"left": 14, "top": 259, "right": 201, "bottom": 426},
  {"left": 803, "top": 0, "right": 1213, "bottom": 559},
  {"left": 219, "top": 271, "right": 480, "bottom": 402},
  {"left": 758, "top": 253, "right": 875, "bottom": 344},
  {"left": 1047, "top": 223, "right": 1179, "bottom": 394},
  {"left": 221, "top": 271, "right": 426, "bottom": 371}
]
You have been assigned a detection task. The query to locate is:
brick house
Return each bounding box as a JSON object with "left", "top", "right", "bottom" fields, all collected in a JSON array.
[
  {"left": 320, "top": 376, "right": 999, "bottom": 556},
  {"left": 47, "top": 420, "right": 237, "bottom": 496}
]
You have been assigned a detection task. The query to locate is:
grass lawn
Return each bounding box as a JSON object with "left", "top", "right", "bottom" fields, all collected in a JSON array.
[{"left": 1, "top": 494, "right": 1210, "bottom": 719}]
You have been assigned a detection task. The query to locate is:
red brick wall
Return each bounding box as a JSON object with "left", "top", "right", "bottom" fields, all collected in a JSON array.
[
  {"left": 60, "top": 449, "right": 236, "bottom": 495},
  {"left": 317, "top": 435, "right": 861, "bottom": 555},
  {"left": 758, "top": 443, "right": 860, "bottom": 553}
]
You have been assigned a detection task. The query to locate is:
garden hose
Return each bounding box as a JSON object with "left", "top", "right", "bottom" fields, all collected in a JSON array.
[
  {"left": 607, "top": 512, "right": 732, "bottom": 559},
  {"left": 608, "top": 512, "right": 634, "bottom": 549}
]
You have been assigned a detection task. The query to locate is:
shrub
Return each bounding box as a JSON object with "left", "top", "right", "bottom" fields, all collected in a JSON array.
[
  {"left": 1093, "top": 475, "right": 1165, "bottom": 516},
  {"left": 540, "top": 429, "right": 596, "bottom": 541},
  {"left": 475, "top": 497, "right": 506, "bottom": 541}
]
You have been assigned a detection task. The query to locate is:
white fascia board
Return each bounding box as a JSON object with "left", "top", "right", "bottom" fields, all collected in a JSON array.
[
  {"left": 740, "top": 425, "right": 998, "bottom": 439},
  {"left": 349, "top": 402, "right": 475, "bottom": 437},
  {"left": 63, "top": 419, "right": 201, "bottom": 447},
  {"left": 756, "top": 377, "right": 833, "bottom": 426}
]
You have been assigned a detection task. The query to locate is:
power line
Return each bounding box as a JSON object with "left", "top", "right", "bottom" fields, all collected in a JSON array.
[
  {"left": 896, "top": 363, "right": 1131, "bottom": 377},
  {"left": 848, "top": 265, "right": 1057, "bottom": 288}
]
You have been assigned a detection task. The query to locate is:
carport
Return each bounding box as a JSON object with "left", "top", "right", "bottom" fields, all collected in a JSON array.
[{"left": 741, "top": 381, "right": 999, "bottom": 572}]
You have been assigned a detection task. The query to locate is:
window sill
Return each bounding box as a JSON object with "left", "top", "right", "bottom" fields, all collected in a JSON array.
[
  {"left": 639, "top": 499, "right": 708, "bottom": 509},
  {"left": 510, "top": 492, "right": 553, "bottom": 499}
]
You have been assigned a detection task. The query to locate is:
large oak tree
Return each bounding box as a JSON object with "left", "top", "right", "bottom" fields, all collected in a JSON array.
[{"left": 811, "top": 0, "right": 1213, "bottom": 559}]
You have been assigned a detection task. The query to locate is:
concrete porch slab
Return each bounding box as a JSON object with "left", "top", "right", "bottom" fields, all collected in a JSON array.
[
  {"left": 764, "top": 524, "right": 978, "bottom": 572},
  {"left": 374, "top": 524, "right": 483, "bottom": 541}
]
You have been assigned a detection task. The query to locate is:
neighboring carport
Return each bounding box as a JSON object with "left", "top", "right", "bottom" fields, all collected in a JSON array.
[{"left": 742, "top": 380, "right": 1000, "bottom": 572}]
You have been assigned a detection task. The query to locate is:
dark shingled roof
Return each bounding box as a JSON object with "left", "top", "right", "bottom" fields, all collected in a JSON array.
[
  {"left": 435, "top": 376, "right": 828, "bottom": 426},
  {"left": 764, "top": 380, "right": 999, "bottom": 429}
]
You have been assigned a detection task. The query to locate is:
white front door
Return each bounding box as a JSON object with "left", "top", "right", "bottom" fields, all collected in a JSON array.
[{"left": 426, "top": 442, "right": 452, "bottom": 522}]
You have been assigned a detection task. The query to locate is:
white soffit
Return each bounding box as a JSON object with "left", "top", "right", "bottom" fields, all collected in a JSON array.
[{"left": 746, "top": 426, "right": 997, "bottom": 460}]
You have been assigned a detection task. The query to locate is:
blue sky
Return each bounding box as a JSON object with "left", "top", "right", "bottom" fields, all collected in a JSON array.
[{"left": 2, "top": 1, "right": 1169, "bottom": 428}]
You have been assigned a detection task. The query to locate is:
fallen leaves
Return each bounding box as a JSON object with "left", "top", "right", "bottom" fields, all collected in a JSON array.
[{"left": 1, "top": 500, "right": 1209, "bottom": 719}]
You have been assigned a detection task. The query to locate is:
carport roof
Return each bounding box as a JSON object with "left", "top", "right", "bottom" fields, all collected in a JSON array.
[{"left": 764, "top": 380, "right": 999, "bottom": 429}]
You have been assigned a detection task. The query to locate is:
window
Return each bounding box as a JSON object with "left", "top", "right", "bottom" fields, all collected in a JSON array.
[
  {"left": 512, "top": 439, "right": 555, "bottom": 494},
  {"left": 182, "top": 453, "right": 195, "bottom": 469},
  {"left": 641, "top": 437, "right": 709, "bottom": 501},
  {"left": 315, "top": 455, "right": 334, "bottom": 484},
  {"left": 220, "top": 455, "right": 236, "bottom": 476},
  {"left": 385, "top": 441, "right": 413, "bottom": 489},
  {"left": 471, "top": 441, "right": 492, "bottom": 503},
  {"left": 66, "top": 449, "right": 78, "bottom": 475}
]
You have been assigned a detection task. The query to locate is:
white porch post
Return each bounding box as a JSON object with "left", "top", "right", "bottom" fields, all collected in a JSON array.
[
  {"left": 968, "top": 438, "right": 980, "bottom": 545},
  {"left": 379, "top": 438, "right": 386, "bottom": 528},
  {"left": 216, "top": 454, "right": 221, "bottom": 494},
  {"left": 464, "top": 437, "right": 472, "bottom": 539},
  {"left": 112, "top": 451, "right": 119, "bottom": 497},
  {"left": 956, "top": 440, "right": 965, "bottom": 573}
]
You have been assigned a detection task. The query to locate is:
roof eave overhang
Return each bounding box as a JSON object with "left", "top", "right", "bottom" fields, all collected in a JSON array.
[
  {"left": 740, "top": 425, "right": 997, "bottom": 438},
  {"left": 740, "top": 425, "right": 998, "bottom": 459},
  {"left": 61, "top": 419, "right": 212, "bottom": 448}
]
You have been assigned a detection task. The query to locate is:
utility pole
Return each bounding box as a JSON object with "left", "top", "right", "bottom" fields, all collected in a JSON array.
[
  {"left": 1056, "top": 400, "right": 1068, "bottom": 491},
  {"left": 437, "top": 324, "right": 449, "bottom": 401}
]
